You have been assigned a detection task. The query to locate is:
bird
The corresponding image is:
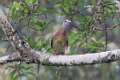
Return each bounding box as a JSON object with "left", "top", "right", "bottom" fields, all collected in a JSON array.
[{"left": 51, "top": 19, "right": 71, "bottom": 55}]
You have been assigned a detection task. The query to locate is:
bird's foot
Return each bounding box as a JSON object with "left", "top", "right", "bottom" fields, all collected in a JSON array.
[
  {"left": 64, "top": 53, "right": 68, "bottom": 55},
  {"left": 64, "top": 54, "right": 68, "bottom": 56},
  {"left": 53, "top": 53, "right": 57, "bottom": 56}
]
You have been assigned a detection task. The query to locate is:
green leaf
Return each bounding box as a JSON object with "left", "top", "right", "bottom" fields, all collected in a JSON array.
[
  {"left": 93, "top": 31, "right": 101, "bottom": 35},
  {"left": 19, "top": 65, "right": 27, "bottom": 69},
  {"left": 90, "top": 47, "right": 97, "bottom": 52},
  {"left": 55, "top": 71, "right": 61, "bottom": 80},
  {"left": 32, "top": 0, "right": 37, "bottom": 5},
  {"left": 21, "top": 68, "right": 28, "bottom": 76},
  {"left": 28, "top": 72, "right": 36, "bottom": 76},
  {"left": 54, "top": 4, "right": 62, "bottom": 8},
  {"left": 9, "top": 1, "right": 20, "bottom": 17},
  {"left": 34, "top": 5, "right": 41, "bottom": 12},
  {"left": 98, "top": 37, "right": 105, "bottom": 43},
  {"left": 12, "top": 1, "right": 20, "bottom": 9},
  {"left": 45, "top": 66, "right": 57, "bottom": 71},
  {"left": 79, "top": 43, "right": 84, "bottom": 47},
  {"left": 27, "top": 37, "right": 35, "bottom": 47},
  {"left": 46, "top": 19, "right": 55, "bottom": 26},
  {"left": 30, "top": 17, "right": 37, "bottom": 24},
  {"left": 74, "top": 38, "right": 81, "bottom": 43},
  {"left": 74, "top": 19, "right": 82, "bottom": 22},
  {"left": 68, "top": 33, "right": 79, "bottom": 44},
  {"left": 46, "top": 48, "right": 53, "bottom": 53},
  {"left": 82, "top": 44, "right": 98, "bottom": 52},
  {"left": 13, "top": 75, "right": 19, "bottom": 80},
  {"left": 10, "top": 70, "right": 17, "bottom": 80},
  {"left": 63, "top": 6, "right": 70, "bottom": 13},
  {"left": 74, "top": 15, "right": 87, "bottom": 23},
  {"left": 104, "top": 0, "right": 115, "bottom": 4},
  {"left": 91, "top": 38, "right": 104, "bottom": 47},
  {"left": 35, "top": 20, "right": 46, "bottom": 27},
  {"left": 2, "top": 66, "right": 14, "bottom": 75},
  {"left": 82, "top": 44, "right": 95, "bottom": 48},
  {"left": 91, "top": 39, "right": 99, "bottom": 46},
  {"left": 25, "top": 0, "right": 37, "bottom": 5},
  {"left": 26, "top": 66, "right": 34, "bottom": 70}
]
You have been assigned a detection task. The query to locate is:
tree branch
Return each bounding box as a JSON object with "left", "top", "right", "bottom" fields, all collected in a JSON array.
[
  {"left": 0, "top": 49, "right": 120, "bottom": 66},
  {"left": 0, "top": 8, "right": 120, "bottom": 66},
  {"left": 0, "top": 53, "right": 22, "bottom": 64}
]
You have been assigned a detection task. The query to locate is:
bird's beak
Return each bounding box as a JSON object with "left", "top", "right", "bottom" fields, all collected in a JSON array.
[{"left": 70, "top": 21, "right": 76, "bottom": 30}]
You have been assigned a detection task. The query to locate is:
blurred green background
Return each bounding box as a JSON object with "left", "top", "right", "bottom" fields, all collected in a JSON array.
[{"left": 0, "top": 0, "right": 120, "bottom": 80}]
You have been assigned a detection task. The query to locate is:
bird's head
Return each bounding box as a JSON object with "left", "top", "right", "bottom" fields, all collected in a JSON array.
[{"left": 62, "top": 19, "right": 71, "bottom": 29}]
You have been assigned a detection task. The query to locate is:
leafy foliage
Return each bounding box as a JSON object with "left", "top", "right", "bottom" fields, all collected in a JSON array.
[
  {"left": 2, "top": 0, "right": 119, "bottom": 80},
  {"left": 2, "top": 63, "right": 35, "bottom": 80}
]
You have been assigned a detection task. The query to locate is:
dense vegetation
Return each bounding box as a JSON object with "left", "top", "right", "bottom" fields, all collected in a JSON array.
[{"left": 0, "top": 0, "right": 120, "bottom": 80}]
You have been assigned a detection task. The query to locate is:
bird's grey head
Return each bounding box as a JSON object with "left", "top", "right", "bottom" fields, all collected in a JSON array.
[{"left": 62, "top": 19, "right": 71, "bottom": 29}]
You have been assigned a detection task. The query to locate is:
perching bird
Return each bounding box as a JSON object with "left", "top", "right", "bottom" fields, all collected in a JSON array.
[{"left": 51, "top": 19, "right": 71, "bottom": 55}]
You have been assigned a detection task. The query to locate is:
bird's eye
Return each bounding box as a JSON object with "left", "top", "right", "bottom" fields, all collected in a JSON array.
[{"left": 64, "top": 20, "right": 66, "bottom": 22}]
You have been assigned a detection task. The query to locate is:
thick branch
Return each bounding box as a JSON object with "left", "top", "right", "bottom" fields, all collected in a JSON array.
[
  {"left": 0, "top": 8, "right": 120, "bottom": 66},
  {"left": 0, "top": 54, "right": 22, "bottom": 64},
  {"left": 0, "top": 49, "right": 120, "bottom": 66}
]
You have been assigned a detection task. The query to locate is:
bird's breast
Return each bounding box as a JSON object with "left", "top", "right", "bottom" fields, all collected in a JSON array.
[
  {"left": 54, "top": 33, "right": 66, "bottom": 41},
  {"left": 52, "top": 34, "right": 67, "bottom": 53}
]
